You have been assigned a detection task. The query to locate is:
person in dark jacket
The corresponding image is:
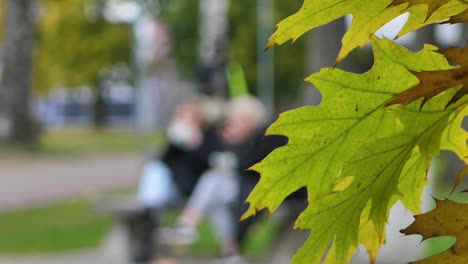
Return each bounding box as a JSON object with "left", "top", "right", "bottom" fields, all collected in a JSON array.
[
  {"left": 137, "top": 98, "right": 211, "bottom": 207},
  {"left": 132, "top": 98, "right": 212, "bottom": 263}
]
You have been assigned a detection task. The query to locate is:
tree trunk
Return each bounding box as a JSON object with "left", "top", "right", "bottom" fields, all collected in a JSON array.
[
  {"left": 198, "top": 0, "right": 230, "bottom": 96},
  {"left": 1, "top": 0, "right": 37, "bottom": 144}
]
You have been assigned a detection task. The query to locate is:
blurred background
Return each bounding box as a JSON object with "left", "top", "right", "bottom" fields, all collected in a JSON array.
[{"left": 0, "top": 0, "right": 466, "bottom": 263}]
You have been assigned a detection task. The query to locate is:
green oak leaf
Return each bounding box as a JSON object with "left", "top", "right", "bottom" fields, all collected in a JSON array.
[
  {"left": 397, "top": 1, "right": 468, "bottom": 38},
  {"left": 243, "top": 38, "right": 467, "bottom": 264},
  {"left": 294, "top": 135, "right": 416, "bottom": 264},
  {"left": 391, "top": 0, "right": 457, "bottom": 20},
  {"left": 322, "top": 206, "right": 384, "bottom": 264},
  {"left": 294, "top": 93, "right": 466, "bottom": 264},
  {"left": 267, "top": 0, "right": 467, "bottom": 63},
  {"left": 243, "top": 38, "right": 452, "bottom": 219},
  {"left": 441, "top": 106, "right": 468, "bottom": 192},
  {"left": 440, "top": 106, "right": 468, "bottom": 164},
  {"left": 397, "top": 147, "right": 428, "bottom": 214},
  {"left": 393, "top": 86, "right": 466, "bottom": 167}
]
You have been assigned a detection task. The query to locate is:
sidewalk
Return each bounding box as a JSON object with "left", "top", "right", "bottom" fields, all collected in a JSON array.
[{"left": 0, "top": 154, "right": 141, "bottom": 211}]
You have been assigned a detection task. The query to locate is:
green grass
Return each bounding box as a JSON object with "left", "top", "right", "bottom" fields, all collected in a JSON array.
[
  {"left": 0, "top": 128, "right": 165, "bottom": 157},
  {"left": 0, "top": 199, "right": 112, "bottom": 254},
  {"left": 0, "top": 197, "right": 280, "bottom": 256},
  {"left": 242, "top": 219, "right": 281, "bottom": 256},
  {"left": 160, "top": 212, "right": 280, "bottom": 257},
  {"left": 40, "top": 129, "right": 140, "bottom": 155},
  {"left": 193, "top": 218, "right": 280, "bottom": 256}
]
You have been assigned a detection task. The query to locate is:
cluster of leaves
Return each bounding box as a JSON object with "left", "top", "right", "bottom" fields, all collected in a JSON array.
[
  {"left": 144, "top": 0, "right": 306, "bottom": 100},
  {"left": 156, "top": 0, "right": 200, "bottom": 77},
  {"left": 243, "top": 1, "right": 468, "bottom": 263},
  {"left": 35, "top": 0, "right": 132, "bottom": 93},
  {"left": 228, "top": 0, "right": 306, "bottom": 100},
  {"left": 156, "top": 0, "right": 308, "bottom": 99}
]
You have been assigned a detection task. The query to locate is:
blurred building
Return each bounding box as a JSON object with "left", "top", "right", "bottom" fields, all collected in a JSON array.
[{"left": 35, "top": 83, "right": 134, "bottom": 128}]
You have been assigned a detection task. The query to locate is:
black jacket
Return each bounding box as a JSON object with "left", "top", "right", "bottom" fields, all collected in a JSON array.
[{"left": 160, "top": 140, "right": 210, "bottom": 197}]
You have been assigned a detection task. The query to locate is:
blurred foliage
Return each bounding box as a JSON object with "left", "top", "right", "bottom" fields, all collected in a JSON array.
[
  {"left": 2, "top": 0, "right": 305, "bottom": 101},
  {"left": 152, "top": 0, "right": 305, "bottom": 102},
  {"left": 34, "top": 0, "right": 132, "bottom": 93},
  {"left": 0, "top": 0, "right": 3, "bottom": 49},
  {"left": 273, "top": 1, "right": 306, "bottom": 101},
  {"left": 228, "top": 1, "right": 257, "bottom": 95},
  {"left": 228, "top": 0, "right": 306, "bottom": 102},
  {"left": 157, "top": 0, "right": 200, "bottom": 78}
]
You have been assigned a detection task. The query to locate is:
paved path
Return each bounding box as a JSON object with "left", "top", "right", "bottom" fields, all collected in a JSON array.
[
  {"left": 0, "top": 154, "right": 140, "bottom": 264},
  {"left": 0, "top": 155, "right": 426, "bottom": 264},
  {"left": 0, "top": 154, "right": 141, "bottom": 211}
]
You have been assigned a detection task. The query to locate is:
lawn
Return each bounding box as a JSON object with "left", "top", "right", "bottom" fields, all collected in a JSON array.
[
  {"left": 0, "top": 128, "right": 165, "bottom": 157},
  {"left": 0, "top": 199, "right": 112, "bottom": 254},
  {"left": 40, "top": 129, "right": 140, "bottom": 155},
  {"left": 162, "top": 212, "right": 281, "bottom": 257},
  {"left": 0, "top": 197, "right": 280, "bottom": 256}
]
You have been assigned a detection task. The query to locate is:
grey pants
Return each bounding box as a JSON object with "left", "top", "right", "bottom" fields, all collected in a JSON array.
[{"left": 185, "top": 168, "right": 240, "bottom": 243}]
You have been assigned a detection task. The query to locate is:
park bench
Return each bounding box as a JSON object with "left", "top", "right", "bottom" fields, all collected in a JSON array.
[
  {"left": 95, "top": 194, "right": 183, "bottom": 263},
  {"left": 95, "top": 193, "right": 306, "bottom": 263}
]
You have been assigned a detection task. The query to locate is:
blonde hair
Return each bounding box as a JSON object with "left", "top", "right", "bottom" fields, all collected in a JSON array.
[
  {"left": 175, "top": 97, "right": 207, "bottom": 127},
  {"left": 227, "top": 96, "right": 267, "bottom": 126}
]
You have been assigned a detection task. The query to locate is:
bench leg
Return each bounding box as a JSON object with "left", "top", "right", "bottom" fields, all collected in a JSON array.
[{"left": 126, "top": 209, "right": 158, "bottom": 263}]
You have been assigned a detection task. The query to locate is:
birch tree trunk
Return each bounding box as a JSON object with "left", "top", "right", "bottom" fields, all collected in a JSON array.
[{"left": 198, "top": 0, "right": 230, "bottom": 96}]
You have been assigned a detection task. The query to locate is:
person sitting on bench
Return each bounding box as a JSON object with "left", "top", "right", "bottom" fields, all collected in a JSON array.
[{"left": 133, "top": 97, "right": 214, "bottom": 262}]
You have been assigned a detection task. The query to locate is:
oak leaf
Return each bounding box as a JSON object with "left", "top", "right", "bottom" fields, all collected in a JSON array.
[
  {"left": 441, "top": 106, "right": 468, "bottom": 192},
  {"left": 446, "top": 9, "right": 468, "bottom": 23},
  {"left": 396, "top": 0, "right": 468, "bottom": 37},
  {"left": 391, "top": 0, "right": 454, "bottom": 19},
  {"left": 401, "top": 198, "right": 468, "bottom": 263},
  {"left": 266, "top": 0, "right": 468, "bottom": 63},
  {"left": 387, "top": 46, "right": 468, "bottom": 108}
]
